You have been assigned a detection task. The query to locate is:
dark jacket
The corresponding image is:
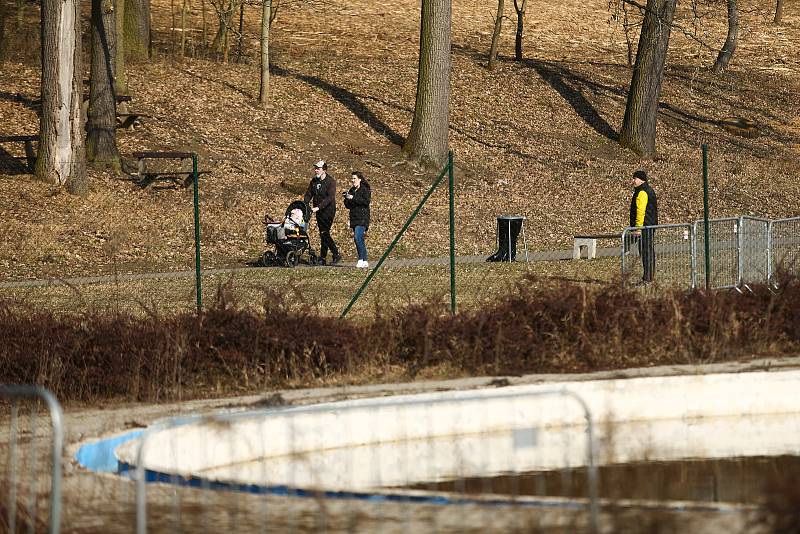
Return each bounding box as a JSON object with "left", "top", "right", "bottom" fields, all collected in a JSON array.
[
  {"left": 304, "top": 173, "right": 337, "bottom": 217},
  {"left": 344, "top": 181, "right": 371, "bottom": 229},
  {"left": 629, "top": 182, "right": 658, "bottom": 228}
]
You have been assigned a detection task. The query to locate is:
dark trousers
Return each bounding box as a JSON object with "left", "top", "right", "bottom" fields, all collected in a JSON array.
[
  {"left": 640, "top": 229, "right": 656, "bottom": 282},
  {"left": 316, "top": 210, "right": 339, "bottom": 259}
]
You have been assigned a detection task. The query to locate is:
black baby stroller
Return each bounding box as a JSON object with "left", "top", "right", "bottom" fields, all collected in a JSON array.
[{"left": 261, "top": 200, "right": 320, "bottom": 267}]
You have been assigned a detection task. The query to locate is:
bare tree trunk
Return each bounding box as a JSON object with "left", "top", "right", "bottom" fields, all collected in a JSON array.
[
  {"left": 115, "top": 0, "right": 128, "bottom": 94},
  {"left": 712, "top": 0, "right": 738, "bottom": 74},
  {"left": 211, "top": 0, "right": 240, "bottom": 61},
  {"left": 201, "top": 0, "right": 207, "bottom": 52},
  {"left": 269, "top": 0, "right": 278, "bottom": 25},
  {"left": 36, "top": 0, "right": 86, "bottom": 193},
  {"left": 170, "top": 0, "right": 176, "bottom": 55},
  {"left": 488, "top": 0, "right": 504, "bottom": 70},
  {"left": 258, "top": 0, "right": 271, "bottom": 105},
  {"left": 236, "top": 1, "right": 243, "bottom": 62},
  {"left": 124, "top": 0, "right": 150, "bottom": 61},
  {"left": 0, "top": 0, "right": 7, "bottom": 61},
  {"left": 87, "top": 0, "right": 120, "bottom": 168},
  {"left": 774, "top": 0, "right": 784, "bottom": 23},
  {"left": 622, "top": 0, "right": 635, "bottom": 67},
  {"left": 180, "top": 0, "right": 188, "bottom": 57},
  {"left": 618, "top": 0, "right": 676, "bottom": 158},
  {"left": 14, "top": 0, "right": 23, "bottom": 27},
  {"left": 403, "top": 0, "right": 451, "bottom": 168},
  {"left": 513, "top": 0, "right": 526, "bottom": 61}
]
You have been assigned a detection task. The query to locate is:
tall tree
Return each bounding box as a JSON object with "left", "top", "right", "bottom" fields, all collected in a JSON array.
[
  {"left": 124, "top": 0, "right": 150, "bottom": 61},
  {"left": 258, "top": 0, "right": 272, "bottom": 104},
  {"left": 36, "top": 0, "right": 86, "bottom": 193},
  {"left": 513, "top": 0, "right": 527, "bottom": 61},
  {"left": 618, "top": 0, "right": 676, "bottom": 158},
  {"left": 211, "top": 0, "right": 241, "bottom": 62},
  {"left": 403, "top": 0, "right": 451, "bottom": 168},
  {"left": 488, "top": 0, "right": 504, "bottom": 70},
  {"left": 0, "top": 0, "right": 6, "bottom": 61},
  {"left": 86, "top": 0, "right": 120, "bottom": 167},
  {"left": 712, "top": 0, "right": 738, "bottom": 74},
  {"left": 774, "top": 0, "right": 784, "bottom": 23},
  {"left": 115, "top": 0, "right": 128, "bottom": 94}
]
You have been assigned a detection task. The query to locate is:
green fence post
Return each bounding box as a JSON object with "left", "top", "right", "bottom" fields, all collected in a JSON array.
[
  {"left": 702, "top": 144, "right": 710, "bottom": 290},
  {"left": 341, "top": 162, "right": 450, "bottom": 318},
  {"left": 448, "top": 151, "right": 456, "bottom": 315},
  {"left": 192, "top": 154, "right": 202, "bottom": 312}
]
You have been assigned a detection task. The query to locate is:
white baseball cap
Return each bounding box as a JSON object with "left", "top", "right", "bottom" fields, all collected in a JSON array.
[{"left": 314, "top": 160, "right": 326, "bottom": 169}]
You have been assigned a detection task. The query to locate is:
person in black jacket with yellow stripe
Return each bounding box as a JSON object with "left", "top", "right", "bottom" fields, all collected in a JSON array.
[{"left": 629, "top": 170, "right": 658, "bottom": 283}]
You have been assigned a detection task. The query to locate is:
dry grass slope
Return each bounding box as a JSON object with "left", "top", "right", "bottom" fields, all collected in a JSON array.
[{"left": 0, "top": 0, "right": 798, "bottom": 282}]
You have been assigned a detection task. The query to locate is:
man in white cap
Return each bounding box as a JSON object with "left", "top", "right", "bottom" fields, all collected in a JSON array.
[{"left": 304, "top": 160, "right": 341, "bottom": 265}]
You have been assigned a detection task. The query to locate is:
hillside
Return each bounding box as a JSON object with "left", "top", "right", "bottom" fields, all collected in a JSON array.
[{"left": 1, "top": 0, "right": 799, "bottom": 281}]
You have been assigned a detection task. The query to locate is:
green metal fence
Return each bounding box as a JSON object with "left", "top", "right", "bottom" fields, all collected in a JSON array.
[{"left": 341, "top": 151, "right": 456, "bottom": 317}]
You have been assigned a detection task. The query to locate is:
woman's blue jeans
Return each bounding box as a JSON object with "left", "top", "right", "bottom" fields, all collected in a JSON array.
[{"left": 353, "top": 226, "right": 367, "bottom": 261}]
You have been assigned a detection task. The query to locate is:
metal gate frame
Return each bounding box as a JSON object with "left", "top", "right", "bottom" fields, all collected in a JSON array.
[
  {"left": 768, "top": 217, "right": 800, "bottom": 286},
  {"left": 692, "top": 217, "right": 741, "bottom": 290},
  {"left": 738, "top": 216, "right": 770, "bottom": 291},
  {"left": 621, "top": 223, "right": 696, "bottom": 289},
  {"left": 1, "top": 385, "right": 64, "bottom": 534}
]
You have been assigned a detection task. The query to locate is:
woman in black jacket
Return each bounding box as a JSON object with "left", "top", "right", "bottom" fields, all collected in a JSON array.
[{"left": 343, "top": 171, "right": 371, "bottom": 268}]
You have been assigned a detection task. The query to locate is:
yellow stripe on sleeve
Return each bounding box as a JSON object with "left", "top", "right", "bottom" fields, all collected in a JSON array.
[{"left": 636, "top": 190, "right": 648, "bottom": 227}]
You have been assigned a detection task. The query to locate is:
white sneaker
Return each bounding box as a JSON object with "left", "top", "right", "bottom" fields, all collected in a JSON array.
[
  {"left": 356, "top": 260, "right": 365, "bottom": 268},
  {"left": 362, "top": 261, "right": 369, "bottom": 269}
]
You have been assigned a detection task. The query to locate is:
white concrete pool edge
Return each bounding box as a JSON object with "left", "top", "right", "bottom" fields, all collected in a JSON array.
[{"left": 115, "top": 369, "right": 800, "bottom": 488}]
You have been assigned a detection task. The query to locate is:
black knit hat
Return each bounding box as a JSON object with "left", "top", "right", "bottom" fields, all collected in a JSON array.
[{"left": 633, "top": 170, "right": 648, "bottom": 182}]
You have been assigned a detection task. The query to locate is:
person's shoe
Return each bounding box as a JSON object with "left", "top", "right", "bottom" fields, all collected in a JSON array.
[
  {"left": 362, "top": 261, "right": 369, "bottom": 269},
  {"left": 331, "top": 254, "right": 342, "bottom": 266},
  {"left": 356, "top": 260, "right": 365, "bottom": 268}
]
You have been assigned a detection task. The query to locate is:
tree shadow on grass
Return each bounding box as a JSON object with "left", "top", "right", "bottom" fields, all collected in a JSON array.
[
  {"left": 0, "top": 90, "right": 40, "bottom": 111},
  {"left": 179, "top": 68, "right": 253, "bottom": 99},
  {"left": 275, "top": 64, "right": 405, "bottom": 147},
  {"left": 522, "top": 59, "right": 620, "bottom": 141},
  {"left": 0, "top": 146, "right": 32, "bottom": 175}
]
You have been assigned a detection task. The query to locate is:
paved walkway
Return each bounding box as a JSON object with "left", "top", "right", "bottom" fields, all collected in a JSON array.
[{"left": 0, "top": 247, "right": 622, "bottom": 289}]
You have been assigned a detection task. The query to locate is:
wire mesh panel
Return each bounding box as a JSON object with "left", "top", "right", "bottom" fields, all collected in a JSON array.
[
  {"left": 739, "top": 217, "right": 770, "bottom": 289},
  {"left": 693, "top": 218, "right": 740, "bottom": 290},
  {"left": 621, "top": 224, "right": 694, "bottom": 289},
  {"left": 127, "top": 389, "right": 598, "bottom": 533},
  {"left": 769, "top": 217, "right": 800, "bottom": 284},
  {"left": 0, "top": 385, "right": 64, "bottom": 534}
]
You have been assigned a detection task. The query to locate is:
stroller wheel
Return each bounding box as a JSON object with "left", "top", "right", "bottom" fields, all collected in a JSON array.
[
  {"left": 261, "top": 251, "right": 276, "bottom": 266},
  {"left": 285, "top": 250, "right": 299, "bottom": 268}
]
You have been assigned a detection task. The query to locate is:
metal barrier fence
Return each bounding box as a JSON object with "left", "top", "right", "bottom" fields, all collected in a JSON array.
[
  {"left": 769, "top": 217, "right": 800, "bottom": 284},
  {"left": 621, "top": 224, "right": 695, "bottom": 289},
  {"left": 693, "top": 217, "right": 740, "bottom": 290},
  {"left": 130, "top": 389, "right": 598, "bottom": 533},
  {"left": 738, "top": 216, "right": 770, "bottom": 290},
  {"left": 0, "top": 385, "right": 64, "bottom": 534}
]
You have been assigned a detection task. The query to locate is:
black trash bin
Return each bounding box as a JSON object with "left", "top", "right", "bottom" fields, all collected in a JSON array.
[{"left": 487, "top": 215, "right": 525, "bottom": 262}]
